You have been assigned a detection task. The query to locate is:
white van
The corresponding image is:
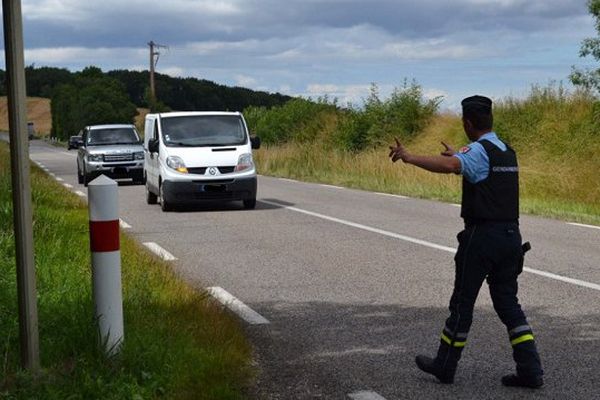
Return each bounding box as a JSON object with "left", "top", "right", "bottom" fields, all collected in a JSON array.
[{"left": 143, "top": 111, "right": 261, "bottom": 211}]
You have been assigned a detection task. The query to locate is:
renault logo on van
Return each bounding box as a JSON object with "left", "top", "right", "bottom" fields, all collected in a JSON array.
[{"left": 208, "top": 167, "right": 217, "bottom": 175}]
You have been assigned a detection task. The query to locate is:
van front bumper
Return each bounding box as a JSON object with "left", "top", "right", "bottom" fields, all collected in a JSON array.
[{"left": 162, "top": 176, "right": 257, "bottom": 204}]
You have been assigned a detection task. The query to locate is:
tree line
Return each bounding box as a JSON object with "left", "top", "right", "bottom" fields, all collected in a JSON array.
[{"left": 0, "top": 65, "right": 291, "bottom": 139}]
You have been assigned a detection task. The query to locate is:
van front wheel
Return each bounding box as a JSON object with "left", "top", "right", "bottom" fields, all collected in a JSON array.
[
  {"left": 243, "top": 198, "right": 256, "bottom": 210},
  {"left": 160, "top": 183, "right": 172, "bottom": 212},
  {"left": 146, "top": 183, "right": 157, "bottom": 205}
]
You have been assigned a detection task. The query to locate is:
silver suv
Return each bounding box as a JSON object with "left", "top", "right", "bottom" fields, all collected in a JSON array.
[{"left": 77, "top": 124, "right": 145, "bottom": 186}]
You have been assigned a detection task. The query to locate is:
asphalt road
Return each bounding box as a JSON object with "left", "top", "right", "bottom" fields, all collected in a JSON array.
[{"left": 25, "top": 140, "right": 600, "bottom": 399}]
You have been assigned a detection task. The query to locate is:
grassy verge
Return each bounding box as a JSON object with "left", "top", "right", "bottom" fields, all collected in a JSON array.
[
  {"left": 254, "top": 111, "right": 600, "bottom": 225},
  {"left": 0, "top": 142, "right": 253, "bottom": 399}
]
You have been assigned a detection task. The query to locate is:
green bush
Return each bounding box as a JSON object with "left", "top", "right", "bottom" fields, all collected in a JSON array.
[
  {"left": 245, "top": 98, "right": 337, "bottom": 144},
  {"left": 332, "top": 81, "right": 441, "bottom": 151}
]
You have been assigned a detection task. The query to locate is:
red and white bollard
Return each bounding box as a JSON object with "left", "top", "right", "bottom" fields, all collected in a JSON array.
[{"left": 88, "top": 175, "right": 124, "bottom": 355}]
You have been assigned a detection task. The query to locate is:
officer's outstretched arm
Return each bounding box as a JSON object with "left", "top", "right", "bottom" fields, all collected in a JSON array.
[{"left": 389, "top": 138, "right": 461, "bottom": 174}]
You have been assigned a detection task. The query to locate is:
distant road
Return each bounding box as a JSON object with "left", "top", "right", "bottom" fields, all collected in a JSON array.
[{"left": 27, "top": 140, "right": 600, "bottom": 399}]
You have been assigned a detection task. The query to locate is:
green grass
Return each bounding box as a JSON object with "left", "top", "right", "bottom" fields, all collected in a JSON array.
[
  {"left": 0, "top": 142, "right": 253, "bottom": 399},
  {"left": 253, "top": 86, "right": 600, "bottom": 226}
]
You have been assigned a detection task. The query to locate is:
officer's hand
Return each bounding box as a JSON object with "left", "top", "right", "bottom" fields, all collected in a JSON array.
[
  {"left": 388, "top": 138, "right": 408, "bottom": 163},
  {"left": 440, "top": 141, "right": 455, "bottom": 157}
]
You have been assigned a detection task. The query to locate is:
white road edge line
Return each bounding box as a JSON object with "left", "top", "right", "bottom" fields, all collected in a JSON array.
[
  {"left": 348, "top": 391, "right": 388, "bottom": 400},
  {"left": 320, "top": 184, "right": 345, "bottom": 189},
  {"left": 375, "top": 192, "right": 409, "bottom": 199},
  {"left": 451, "top": 203, "right": 461, "bottom": 208},
  {"left": 567, "top": 222, "right": 600, "bottom": 231},
  {"left": 55, "top": 177, "right": 64, "bottom": 182},
  {"left": 74, "top": 190, "right": 86, "bottom": 197},
  {"left": 207, "top": 286, "right": 269, "bottom": 325},
  {"left": 279, "top": 178, "right": 297, "bottom": 183},
  {"left": 62, "top": 183, "right": 73, "bottom": 189},
  {"left": 260, "top": 199, "right": 600, "bottom": 293},
  {"left": 119, "top": 219, "right": 132, "bottom": 229},
  {"left": 142, "top": 242, "right": 177, "bottom": 261}
]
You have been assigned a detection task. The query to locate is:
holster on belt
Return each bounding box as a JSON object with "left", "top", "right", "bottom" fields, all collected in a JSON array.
[{"left": 518, "top": 242, "right": 531, "bottom": 275}]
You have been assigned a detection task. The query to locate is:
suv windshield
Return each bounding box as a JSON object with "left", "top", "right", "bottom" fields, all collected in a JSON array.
[
  {"left": 87, "top": 128, "right": 139, "bottom": 145},
  {"left": 160, "top": 115, "right": 246, "bottom": 147}
]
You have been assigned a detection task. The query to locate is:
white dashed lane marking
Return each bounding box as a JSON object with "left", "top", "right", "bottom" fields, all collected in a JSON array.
[
  {"left": 143, "top": 242, "right": 177, "bottom": 261},
  {"left": 348, "top": 391, "right": 388, "bottom": 400},
  {"left": 320, "top": 184, "right": 345, "bottom": 189},
  {"left": 375, "top": 192, "right": 409, "bottom": 199},
  {"left": 206, "top": 287, "right": 269, "bottom": 325}
]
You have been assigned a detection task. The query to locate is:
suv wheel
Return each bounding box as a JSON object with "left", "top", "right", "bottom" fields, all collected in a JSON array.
[
  {"left": 243, "top": 198, "right": 256, "bottom": 210},
  {"left": 77, "top": 165, "right": 83, "bottom": 184},
  {"left": 83, "top": 168, "right": 90, "bottom": 187}
]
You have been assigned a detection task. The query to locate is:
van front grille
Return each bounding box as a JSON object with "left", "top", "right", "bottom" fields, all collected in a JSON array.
[
  {"left": 187, "top": 166, "right": 236, "bottom": 175},
  {"left": 187, "top": 167, "right": 207, "bottom": 175}
]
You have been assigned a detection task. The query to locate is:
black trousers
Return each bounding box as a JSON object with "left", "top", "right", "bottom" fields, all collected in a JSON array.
[{"left": 438, "top": 222, "right": 543, "bottom": 377}]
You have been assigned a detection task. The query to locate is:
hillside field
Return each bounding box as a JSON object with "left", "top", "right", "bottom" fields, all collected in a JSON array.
[{"left": 0, "top": 96, "right": 51, "bottom": 136}]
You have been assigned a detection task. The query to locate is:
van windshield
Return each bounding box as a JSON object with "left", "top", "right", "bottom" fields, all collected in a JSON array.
[
  {"left": 87, "top": 128, "right": 140, "bottom": 146},
  {"left": 160, "top": 115, "right": 246, "bottom": 147}
]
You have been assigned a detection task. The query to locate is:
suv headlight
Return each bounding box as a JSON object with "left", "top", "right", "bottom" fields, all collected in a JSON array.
[
  {"left": 234, "top": 153, "right": 254, "bottom": 172},
  {"left": 88, "top": 154, "right": 103, "bottom": 162},
  {"left": 134, "top": 151, "right": 145, "bottom": 160},
  {"left": 166, "top": 156, "right": 188, "bottom": 173}
]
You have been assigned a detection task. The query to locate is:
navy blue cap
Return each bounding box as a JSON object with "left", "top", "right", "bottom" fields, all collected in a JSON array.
[{"left": 461, "top": 95, "right": 492, "bottom": 112}]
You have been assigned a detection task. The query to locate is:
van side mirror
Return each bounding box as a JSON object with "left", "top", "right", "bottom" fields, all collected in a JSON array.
[
  {"left": 250, "top": 136, "right": 261, "bottom": 150},
  {"left": 148, "top": 138, "right": 159, "bottom": 153}
]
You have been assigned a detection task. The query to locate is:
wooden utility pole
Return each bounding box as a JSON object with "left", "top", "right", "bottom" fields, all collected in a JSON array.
[
  {"left": 3, "top": 0, "right": 40, "bottom": 372},
  {"left": 148, "top": 41, "right": 167, "bottom": 103}
]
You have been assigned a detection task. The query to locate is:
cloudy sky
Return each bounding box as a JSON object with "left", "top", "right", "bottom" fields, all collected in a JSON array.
[{"left": 3, "top": 0, "right": 597, "bottom": 109}]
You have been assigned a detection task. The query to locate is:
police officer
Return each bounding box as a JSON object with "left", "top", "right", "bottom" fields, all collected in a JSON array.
[{"left": 388, "top": 95, "right": 543, "bottom": 388}]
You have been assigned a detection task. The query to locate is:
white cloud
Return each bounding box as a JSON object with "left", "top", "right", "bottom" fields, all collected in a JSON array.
[
  {"left": 423, "top": 88, "right": 449, "bottom": 101},
  {"left": 23, "top": 0, "right": 90, "bottom": 22},
  {"left": 24, "top": 46, "right": 145, "bottom": 65},
  {"left": 234, "top": 74, "right": 258, "bottom": 87},
  {"left": 304, "top": 83, "right": 374, "bottom": 104},
  {"left": 160, "top": 66, "right": 186, "bottom": 77}
]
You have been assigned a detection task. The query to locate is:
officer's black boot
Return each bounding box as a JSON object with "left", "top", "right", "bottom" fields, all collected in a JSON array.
[
  {"left": 501, "top": 374, "right": 543, "bottom": 389},
  {"left": 501, "top": 339, "right": 543, "bottom": 388},
  {"left": 415, "top": 342, "right": 463, "bottom": 384}
]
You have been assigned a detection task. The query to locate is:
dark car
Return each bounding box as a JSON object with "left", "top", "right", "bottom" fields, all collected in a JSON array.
[{"left": 68, "top": 135, "right": 83, "bottom": 150}]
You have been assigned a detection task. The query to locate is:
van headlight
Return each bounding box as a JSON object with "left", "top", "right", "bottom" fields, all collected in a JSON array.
[
  {"left": 88, "top": 154, "right": 103, "bottom": 162},
  {"left": 166, "top": 156, "right": 188, "bottom": 173},
  {"left": 234, "top": 153, "right": 254, "bottom": 172},
  {"left": 134, "top": 151, "right": 145, "bottom": 160}
]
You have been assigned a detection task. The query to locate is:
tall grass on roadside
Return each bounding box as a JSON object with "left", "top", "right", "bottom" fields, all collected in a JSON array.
[
  {"left": 254, "top": 85, "right": 600, "bottom": 225},
  {"left": 0, "top": 142, "right": 252, "bottom": 399}
]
